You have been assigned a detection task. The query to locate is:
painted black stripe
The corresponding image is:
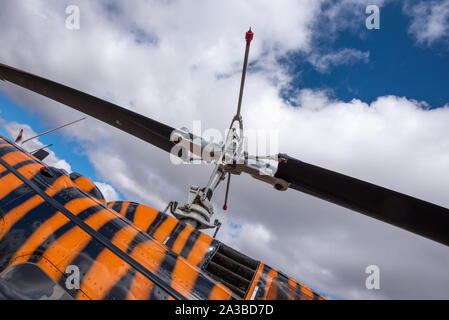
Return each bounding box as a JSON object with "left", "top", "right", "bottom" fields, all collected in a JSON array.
[
  {"left": 0, "top": 159, "right": 36, "bottom": 179},
  {"left": 180, "top": 230, "right": 201, "bottom": 259},
  {"left": 276, "top": 274, "right": 289, "bottom": 300},
  {"left": 66, "top": 217, "right": 132, "bottom": 299},
  {"left": 294, "top": 283, "right": 302, "bottom": 300},
  {"left": 103, "top": 269, "right": 137, "bottom": 300},
  {"left": 0, "top": 166, "right": 64, "bottom": 209},
  {"left": 125, "top": 231, "right": 149, "bottom": 254},
  {"left": 0, "top": 187, "right": 85, "bottom": 268},
  {"left": 125, "top": 202, "right": 138, "bottom": 222},
  {"left": 151, "top": 251, "right": 179, "bottom": 297},
  {"left": 85, "top": 184, "right": 105, "bottom": 202},
  {"left": 111, "top": 201, "right": 123, "bottom": 214},
  {"left": 0, "top": 146, "right": 20, "bottom": 157},
  {"left": 0, "top": 183, "right": 36, "bottom": 212},
  {"left": 86, "top": 184, "right": 96, "bottom": 194},
  {"left": 125, "top": 232, "right": 177, "bottom": 300},
  {"left": 146, "top": 212, "right": 167, "bottom": 236},
  {"left": 125, "top": 208, "right": 176, "bottom": 255},
  {"left": 0, "top": 201, "right": 57, "bottom": 269},
  {"left": 30, "top": 204, "right": 104, "bottom": 264},
  {"left": 0, "top": 156, "right": 186, "bottom": 300},
  {"left": 255, "top": 265, "right": 270, "bottom": 300},
  {"left": 165, "top": 223, "right": 186, "bottom": 249},
  {"left": 191, "top": 272, "right": 217, "bottom": 300},
  {"left": 67, "top": 217, "right": 135, "bottom": 296},
  {"left": 69, "top": 172, "right": 82, "bottom": 181},
  {"left": 0, "top": 166, "right": 44, "bottom": 206}
]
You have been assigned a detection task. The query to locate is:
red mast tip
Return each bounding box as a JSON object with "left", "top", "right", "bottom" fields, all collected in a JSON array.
[{"left": 245, "top": 27, "right": 254, "bottom": 44}]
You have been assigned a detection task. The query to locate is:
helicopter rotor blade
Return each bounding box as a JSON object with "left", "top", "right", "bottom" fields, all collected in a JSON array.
[
  {"left": 3, "top": 63, "right": 449, "bottom": 247},
  {"left": 0, "top": 63, "right": 175, "bottom": 153},
  {"left": 275, "top": 153, "right": 449, "bottom": 247}
]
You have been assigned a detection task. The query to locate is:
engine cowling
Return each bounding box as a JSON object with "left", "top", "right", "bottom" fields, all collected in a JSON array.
[{"left": 69, "top": 172, "right": 106, "bottom": 204}]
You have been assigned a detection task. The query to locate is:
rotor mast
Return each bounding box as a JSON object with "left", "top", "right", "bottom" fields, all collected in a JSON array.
[{"left": 170, "top": 28, "right": 255, "bottom": 233}]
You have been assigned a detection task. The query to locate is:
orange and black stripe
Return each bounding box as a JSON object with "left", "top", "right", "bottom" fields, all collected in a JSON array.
[
  {"left": 0, "top": 145, "right": 186, "bottom": 300},
  {"left": 0, "top": 137, "right": 325, "bottom": 301},
  {"left": 69, "top": 172, "right": 106, "bottom": 204}
]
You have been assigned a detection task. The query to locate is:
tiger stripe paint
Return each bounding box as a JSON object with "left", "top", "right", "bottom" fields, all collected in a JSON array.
[
  {"left": 0, "top": 175, "right": 71, "bottom": 243},
  {"left": 0, "top": 160, "right": 38, "bottom": 180},
  {"left": 106, "top": 201, "right": 235, "bottom": 300},
  {"left": 108, "top": 202, "right": 213, "bottom": 268},
  {"left": 73, "top": 176, "right": 97, "bottom": 194},
  {"left": 263, "top": 268, "right": 278, "bottom": 300},
  {"left": 0, "top": 137, "right": 325, "bottom": 300},
  {"left": 77, "top": 225, "right": 137, "bottom": 300},
  {"left": 0, "top": 173, "right": 25, "bottom": 202},
  {"left": 185, "top": 233, "right": 213, "bottom": 267},
  {"left": 165, "top": 223, "right": 186, "bottom": 249},
  {"left": 70, "top": 173, "right": 106, "bottom": 204},
  {"left": 33, "top": 208, "right": 115, "bottom": 282},
  {"left": 245, "top": 262, "right": 264, "bottom": 300},
  {"left": 299, "top": 283, "right": 315, "bottom": 300},
  {"left": 152, "top": 216, "right": 178, "bottom": 243},
  {"left": 125, "top": 270, "right": 155, "bottom": 300},
  {"left": 287, "top": 277, "right": 297, "bottom": 300},
  {"left": 8, "top": 198, "right": 101, "bottom": 266},
  {"left": 106, "top": 201, "right": 325, "bottom": 300},
  {"left": 124, "top": 202, "right": 138, "bottom": 222},
  {"left": 104, "top": 269, "right": 137, "bottom": 300}
]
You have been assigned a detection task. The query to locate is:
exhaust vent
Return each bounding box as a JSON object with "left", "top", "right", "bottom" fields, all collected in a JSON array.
[{"left": 202, "top": 244, "right": 259, "bottom": 299}]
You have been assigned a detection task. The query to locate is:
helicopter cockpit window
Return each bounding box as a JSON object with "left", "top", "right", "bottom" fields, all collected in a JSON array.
[{"left": 0, "top": 262, "right": 73, "bottom": 300}]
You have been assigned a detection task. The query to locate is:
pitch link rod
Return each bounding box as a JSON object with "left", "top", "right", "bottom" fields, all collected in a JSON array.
[{"left": 233, "top": 27, "right": 254, "bottom": 123}]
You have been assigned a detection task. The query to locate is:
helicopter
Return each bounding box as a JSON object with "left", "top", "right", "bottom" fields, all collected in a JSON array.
[{"left": 0, "top": 29, "right": 448, "bottom": 300}]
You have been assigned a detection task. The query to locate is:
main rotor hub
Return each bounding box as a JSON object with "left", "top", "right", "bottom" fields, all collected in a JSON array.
[
  {"left": 170, "top": 186, "right": 220, "bottom": 229},
  {"left": 167, "top": 28, "right": 288, "bottom": 235}
]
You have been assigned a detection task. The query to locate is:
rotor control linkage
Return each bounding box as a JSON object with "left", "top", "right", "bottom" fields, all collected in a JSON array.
[
  {"left": 169, "top": 28, "right": 255, "bottom": 232},
  {"left": 222, "top": 173, "right": 231, "bottom": 211},
  {"left": 168, "top": 29, "right": 288, "bottom": 233},
  {"left": 221, "top": 27, "right": 254, "bottom": 213}
]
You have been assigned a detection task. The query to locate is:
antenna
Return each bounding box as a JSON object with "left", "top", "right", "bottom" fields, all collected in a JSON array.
[
  {"left": 30, "top": 144, "right": 54, "bottom": 155},
  {"left": 21, "top": 117, "right": 86, "bottom": 145}
]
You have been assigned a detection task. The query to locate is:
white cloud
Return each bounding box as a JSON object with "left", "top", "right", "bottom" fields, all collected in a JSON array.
[
  {"left": 94, "top": 181, "right": 120, "bottom": 202},
  {"left": 405, "top": 0, "right": 449, "bottom": 46},
  {"left": 0, "top": 0, "right": 448, "bottom": 299},
  {"left": 0, "top": 118, "right": 72, "bottom": 173},
  {"left": 308, "top": 48, "right": 370, "bottom": 73},
  {"left": 311, "top": 0, "right": 388, "bottom": 40}
]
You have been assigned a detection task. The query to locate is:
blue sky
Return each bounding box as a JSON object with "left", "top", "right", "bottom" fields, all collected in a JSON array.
[
  {"left": 0, "top": 92, "right": 95, "bottom": 175},
  {"left": 2, "top": 1, "right": 448, "bottom": 176},
  {"left": 281, "top": 1, "right": 449, "bottom": 108},
  {"left": 0, "top": 91, "right": 126, "bottom": 200}
]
